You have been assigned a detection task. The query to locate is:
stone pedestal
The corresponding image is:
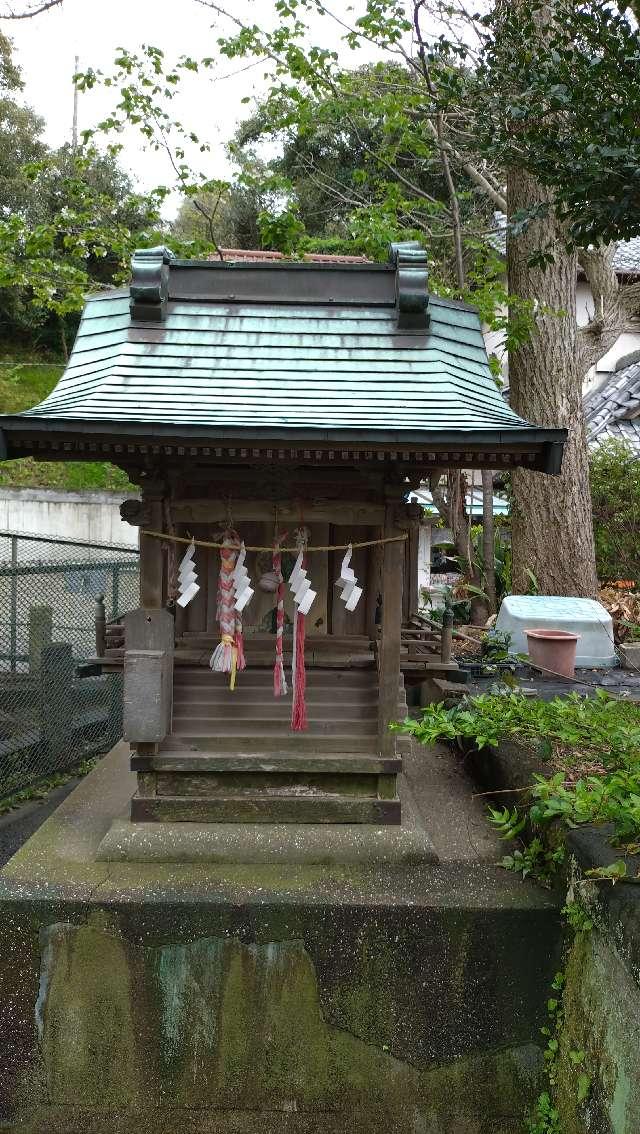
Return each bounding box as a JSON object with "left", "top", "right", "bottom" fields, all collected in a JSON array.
[{"left": 0, "top": 745, "right": 561, "bottom": 1134}]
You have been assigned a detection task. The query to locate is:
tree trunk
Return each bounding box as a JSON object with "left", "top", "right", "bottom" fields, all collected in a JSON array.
[
  {"left": 507, "top": 168, "right": 598, "bottom": 597},
  {"left": 481, "top": 469, "right": 497, "bottom": 613},
  {"left": 430, "top": 471, "right": 487, "bottom": 624}
]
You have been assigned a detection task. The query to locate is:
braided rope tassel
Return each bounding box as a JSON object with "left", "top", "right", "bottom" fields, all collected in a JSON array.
[
  {"left": 273, "top": 536, "right": 288, "bottom": 697},
  {"left": 210, "top": 530, "right": 240, "bottom": 688},
  {"left": 291, "top": 528, "right": 309, "bottom": 731}
]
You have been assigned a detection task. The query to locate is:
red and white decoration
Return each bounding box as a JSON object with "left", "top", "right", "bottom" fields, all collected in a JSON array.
[
  {"left": 210, "top": 530, "right": 251, "bottom": 689},
  {"left": 335, "top": 544, "right": 363, "bottom": 611},
  {"left": 176, "top": 540, "right": 199, "bottom": 608},
  {"left": 289, "top": 527, "right": 316, "bottom": 731},
  {"left": 272, "top": 535, "right": 288, "bottom": 697}
]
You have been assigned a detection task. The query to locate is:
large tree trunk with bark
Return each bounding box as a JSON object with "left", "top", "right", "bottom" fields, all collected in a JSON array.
[{"left": 507, "top": 169, "right": 598, "bottom": 596}]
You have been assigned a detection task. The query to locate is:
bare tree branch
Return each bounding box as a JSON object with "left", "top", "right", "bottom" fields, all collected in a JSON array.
[
  {"left": 202, "top": 0, "right": 507, "bottom": 215},
  {"left": 413, "top": 1, "right": 464, "bottom": 287},
  {"left": 0, "top": 0, "right": 62, "bottom": 17},
  {"left": 577, "top": 244, "right": 626, "bottom": 370},
  {"left": 578, "top": 243, "right": 640, "bottom": 371}
]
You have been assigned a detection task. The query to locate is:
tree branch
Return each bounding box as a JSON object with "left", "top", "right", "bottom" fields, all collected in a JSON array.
[
  {"left": 0, "top": 0, "right": 62, "bottom": 16},
  {"left": 577, "top": 244, "right": 625, "bottom": 371},
  {"left": 413, "top": 2, "right": 465, "bottom": 287}
]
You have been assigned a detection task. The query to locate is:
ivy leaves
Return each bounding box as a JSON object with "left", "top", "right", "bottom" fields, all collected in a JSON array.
[{"left": 400, "top": 690, "right": 640, "bottom": 858}]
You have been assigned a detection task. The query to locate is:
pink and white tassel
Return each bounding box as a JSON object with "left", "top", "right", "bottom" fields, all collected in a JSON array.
[
  {"left": 210, "top": 530, "right": 244, "bottom": 689},
  {"left": 272, "top": 535, "right": 288, "bottom": 697}
]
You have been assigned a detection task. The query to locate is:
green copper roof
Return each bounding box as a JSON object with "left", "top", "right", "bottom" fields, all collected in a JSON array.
[{"left": 0, "top": 247, "right": 566, "bottom": 468}]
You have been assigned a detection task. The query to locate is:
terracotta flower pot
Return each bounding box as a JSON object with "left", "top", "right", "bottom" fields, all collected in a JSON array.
[{"left": 524, "top": 629, "right": 580, "bottom": 679}]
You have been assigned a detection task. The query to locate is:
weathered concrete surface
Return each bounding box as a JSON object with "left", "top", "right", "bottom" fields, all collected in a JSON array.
[
  {"left": 457, "top": 737, "right": 640, "bottom": 1134},
  {"left": 558, "top": 929, "right": 640, "bottom": 1134},
  {"left": 97, "top": 743, "right": 439, "bottom": 864},
  {"left": 553, "top": 828, "right": 640, "bottom": 1134},
  {"left": 0, "top": 743, "right": 562, "bottom": 1134},
  {"left": 96, "top": 739, "right": 499, "bottom": 866}
]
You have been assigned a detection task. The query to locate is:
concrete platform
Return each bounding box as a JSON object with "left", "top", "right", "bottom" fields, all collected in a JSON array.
[
  {"left": 0, "top": 741, "right": 562, "bottom": 1134},
  {"left": 96, "top": 744, "right": 436, "bottom": 865}
]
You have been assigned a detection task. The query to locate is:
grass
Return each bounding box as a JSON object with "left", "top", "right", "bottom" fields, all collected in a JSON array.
[
  {"left": 0, "top": 757, "right": 98, "bottom": 814},
  {"left": 0, "top": 353, "right": 134, "bottom": 493}
]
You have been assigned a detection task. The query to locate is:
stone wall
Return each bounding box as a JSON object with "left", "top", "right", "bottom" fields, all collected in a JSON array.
[
  {"left": 556, "top": 830, "right": 640, "bottom": 1134},
  {"left": 0, "top": 487, "right": 137, "bottom": 546},
  {"left": 465, "top": 738, "right": 640, "bottom": 1134}
]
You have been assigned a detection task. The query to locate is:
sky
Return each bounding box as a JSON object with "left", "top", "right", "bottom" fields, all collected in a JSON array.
[
  {"left": 5, "top": 0, "right": 285, "bottom": 216},
  {"left": 5, "top": 0, "right": 376, "bottom": 220}
]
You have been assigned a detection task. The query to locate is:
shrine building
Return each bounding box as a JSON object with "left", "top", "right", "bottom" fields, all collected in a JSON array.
[{"left": 0, "top": 243, "right": 566, "bottom": 830}]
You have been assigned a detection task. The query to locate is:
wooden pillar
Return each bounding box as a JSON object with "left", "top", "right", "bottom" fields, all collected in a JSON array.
[
  {"left": 406, "top": 518, "right": 420, "bottom": 620},
  {"left": 93, "top": 595, "right": 106, "bottom": 658},
  {"left": 377, "top": 500, "right": 404, "bottom": 757},
  {"left": 366, "top": 531, "right": 382, "bottom": 639},
  {"left": 139, "top": 480, "right": 165, "bottom": 608}
]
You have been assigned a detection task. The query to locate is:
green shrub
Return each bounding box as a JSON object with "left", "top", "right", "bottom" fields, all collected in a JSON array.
[
  {"left": 589, "top": 439, "right": 640, "bottom": 584},
  {"left": 396, "top": 691, "right": 640, "bottom": 852}
]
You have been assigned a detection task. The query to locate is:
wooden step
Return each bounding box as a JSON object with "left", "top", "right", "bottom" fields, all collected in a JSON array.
[
  {"left": 171, "top": 701, "right": 379, "bottom": 720},
  {"left": 171, "top": 704, "right": 406, "bottom": 721},
  {"left": 170, "top": 716, "right": 379, "bottom": 737},
  {"left": 173, "top": 667, "right": 381, "bottom": 687},
  {"left": 133, "top": 747, "right": 402, "bottom": 774},
  {"left": 131, "top": 792, "right": 401, "bottom": 825},
  {"left": 172, "top": 686, "right": 382, "bottom": 703},
  {"left": 156, "top": 734, "right": 382, "bottom": 754}
]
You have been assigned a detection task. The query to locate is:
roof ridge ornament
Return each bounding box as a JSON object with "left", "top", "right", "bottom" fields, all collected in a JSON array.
[
  {"left": 389, "top": 241, "right": 429, "bottom": 331},
  {"left": 130, "top": 246, "right": 176, "bottom": 322}
]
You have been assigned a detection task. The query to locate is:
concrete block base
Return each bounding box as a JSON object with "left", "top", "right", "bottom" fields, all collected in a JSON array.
[
  {"left": 0, "top": 744, "right": 562, "bottom": 1134},
  {"left": 95, "top": 745, "right": 436, "bottom": 865}
]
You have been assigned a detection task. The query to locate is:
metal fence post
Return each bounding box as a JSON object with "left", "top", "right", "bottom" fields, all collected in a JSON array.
[
  {"left": 10, "top": 535, "right": 17, "bottom": 673},
  {"left": 94, "top": 594, "right": 106, "bottom": 658}
]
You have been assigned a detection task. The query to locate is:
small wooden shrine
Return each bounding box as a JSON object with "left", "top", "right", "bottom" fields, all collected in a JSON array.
[{"left": 0, "top": 243, "right": 566, "bottom": 828}]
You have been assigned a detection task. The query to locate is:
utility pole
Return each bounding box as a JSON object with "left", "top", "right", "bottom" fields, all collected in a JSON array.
[{"left": 71, "top": 54, "right": 79, "bottom": 152}]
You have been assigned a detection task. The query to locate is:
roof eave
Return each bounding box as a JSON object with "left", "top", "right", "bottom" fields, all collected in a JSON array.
[{"left": 0, "top": 416, "right": 567, "bottom": 473}]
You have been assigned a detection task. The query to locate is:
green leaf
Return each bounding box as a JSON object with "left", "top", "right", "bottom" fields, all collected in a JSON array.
[{"left": 577, "top": 1073, "right": 592, "bottom": 1103}]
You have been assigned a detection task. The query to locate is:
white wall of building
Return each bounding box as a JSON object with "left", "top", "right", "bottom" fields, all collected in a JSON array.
[
  {"left": 484, "top": 277, "right": 640, "bottom": 395},
  {"left": 0, "top": 488, "right": 138, "bottom": 547}
]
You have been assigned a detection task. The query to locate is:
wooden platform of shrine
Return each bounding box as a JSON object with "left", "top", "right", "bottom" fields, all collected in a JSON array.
[{"left": 130, "top": 664, "right": 406, "bottom": 824}]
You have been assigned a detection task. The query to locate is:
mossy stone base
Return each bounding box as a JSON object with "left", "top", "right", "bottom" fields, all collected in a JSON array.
[
  {"left": 11, "top": 917, "right": 544, "bottom": 1134},
  {"left": 0, "top": 744, "right": 562, "bottom": 1133}
]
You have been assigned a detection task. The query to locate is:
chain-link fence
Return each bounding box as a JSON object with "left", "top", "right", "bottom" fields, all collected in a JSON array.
[{"left": 0, "top": 531, "right": 139, "bottom": 801}]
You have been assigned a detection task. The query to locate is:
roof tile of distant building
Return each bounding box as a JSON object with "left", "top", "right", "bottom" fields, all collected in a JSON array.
[
  {"left": 584, "top": 353, "right": 640, "bottom": 455},
  {"left": 213, "top": 248, "right": 371, "bottom": 265},
  {"left": 491, "top": 213, "right": 640, "bottom": 276}
]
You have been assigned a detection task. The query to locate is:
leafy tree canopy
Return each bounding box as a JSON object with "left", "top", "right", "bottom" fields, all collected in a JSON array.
[{"left": 0, "top": 34, "right": 166, "bottom": 349}]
